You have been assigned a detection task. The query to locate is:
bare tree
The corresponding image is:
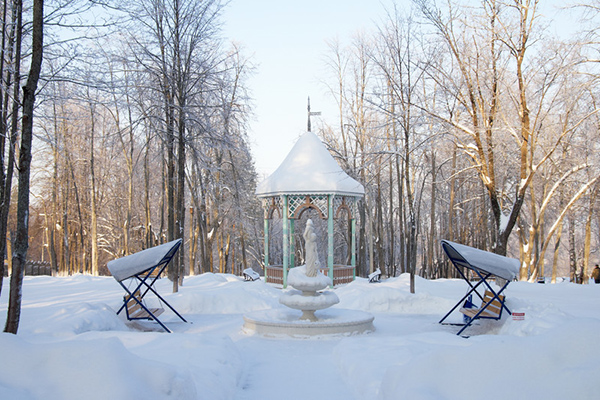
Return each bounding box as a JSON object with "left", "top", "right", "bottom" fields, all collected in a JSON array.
[
  {"left": 0, "top": 0, "right": 21, "bottom": 295},
  {"left": 412, "top": 0, "right": 596, "bottom": 276},
  {"left": 5, "top": 0, "right": 43, "bottom": 334},
  {"left": 371, "top": 5, "right": 430, "bottom": 291}
]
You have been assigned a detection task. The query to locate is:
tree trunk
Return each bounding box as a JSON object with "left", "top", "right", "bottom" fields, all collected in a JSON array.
[
  {"left": 568, "top": 215, "right": 577, "bottom": 283},
  {"left": 388, "top": 153, "right": 395, "bottom": 277},
  {"left": 62, "top": 185, "right": 70, "bottom": 275},
  {"left": 89, "top": 99, "right": 98, "bottom": 276},
  {"left": 49, "top": 108, "right": 59, "bottom": 275},
  {"left": 427, "top": 153, "right": 436, "bottom": 278},
  {"left": 396, "top": 155, "right": 405, "bottom": 275},
  {"left": 189, "top": 206, "right": 196, "bottom": 275},
  {"left": 239, "top": 225, "right": 248, "bottom": 272},
  {"left": 174, "top": 107, "right": 186, "bottom": 292},
  {"left": 144, "top": 130, "right": 153, "bottom": 248},
  {"left": 582, "top": 188, "right": 598, "bottom": 284},
  {"left": 5, "top": 0, "right": 43, "bottom": 334},
  {"left": 166, "top": 95, "right": 176, "bottom": 280},
  {"left": 0, "top": 0, "right": 20, "bottom": 298},
  {"left": 375, "top": 170, "right": 385, "bottom": 275},
  {"left": 551, "top": 220, "right": 563, "bottom": 284}
]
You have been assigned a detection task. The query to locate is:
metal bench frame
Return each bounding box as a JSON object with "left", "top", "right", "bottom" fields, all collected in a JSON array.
[
  {"left": 243, "top": 268, "right": 260, "bottom": 281},
  {"left": 439, "top": 240, "right": 518, "bottom": 336},
  {"left": 109, "top": 239, "right": 187, "bottom": 333}
]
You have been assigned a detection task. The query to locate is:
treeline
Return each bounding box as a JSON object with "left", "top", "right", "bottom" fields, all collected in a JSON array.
[
  {"left": 317, "top": 0, "right": 600, "bottom": 283},
  {"left": 2, "top": 0, "right": 260, "bottom": 292},
  {"left": 3, "top": 0, "right": 600, "bottom": 291}
]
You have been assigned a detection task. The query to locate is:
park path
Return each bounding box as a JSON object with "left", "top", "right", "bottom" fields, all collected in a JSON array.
[{"left": 233, "top": 335, "right": 357, "bottom": 400}]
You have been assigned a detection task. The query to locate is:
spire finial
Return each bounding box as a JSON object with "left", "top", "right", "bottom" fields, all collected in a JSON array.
[
  {"left": 307, "top": 96, "right": 321, "bottom": 132},
  {"left": 307, "top": 96, "right": 311, "bottom": 132}
]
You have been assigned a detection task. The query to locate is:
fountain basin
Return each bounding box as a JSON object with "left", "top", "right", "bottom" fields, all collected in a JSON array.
[
  {"left": 243, "top": 308, "right": 375, "bottom": 337},
  {"left": 279, "top": 289, "right": 340, "bottom": 311},
  {"left": 279, "top": 289, "right": 340, "bottom": 321},
  {"left": 286, "top": 265, "right": 331, "bottom": 292}
]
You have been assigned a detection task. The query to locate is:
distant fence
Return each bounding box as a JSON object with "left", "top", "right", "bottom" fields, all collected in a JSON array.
[
  {"left": 265, "top": 264, "right": 355, "bottom": 286},
  {"left": 25, "top": 261, "right": 52, "bottom": 275},
  {"left": 3, "top": 260, "right": 52, "bottom": 276}
]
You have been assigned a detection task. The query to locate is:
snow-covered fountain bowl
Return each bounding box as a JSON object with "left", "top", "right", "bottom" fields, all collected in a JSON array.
[
  {"left": 279, "top": 266, "right": 340, "bottom": 321},
  {"left": 243, "top": 266, "right": 375, "bottom": 338},
  {"left": 243, "top": 307, "right": 375, "bottom": 338}
]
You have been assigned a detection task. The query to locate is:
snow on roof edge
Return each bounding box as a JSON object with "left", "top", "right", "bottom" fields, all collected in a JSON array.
[
  {"left": 256, "top": 189, "right": 365, "bottom": 198},
  {"left": 255, "top": 131, "right": 365, "bottom": 197}
]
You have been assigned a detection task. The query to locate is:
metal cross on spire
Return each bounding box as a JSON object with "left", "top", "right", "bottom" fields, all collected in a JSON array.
[{"left": 307, "top": 96, "right": 321, "bottom": 132}]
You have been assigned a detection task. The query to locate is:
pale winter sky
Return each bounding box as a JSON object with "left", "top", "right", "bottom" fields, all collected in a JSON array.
[
  {"left": 222, "top": 0, "right": 392, "bottom": 177},
  {"left": 221, "top": 0, "right": 572, "bottom": 178}
]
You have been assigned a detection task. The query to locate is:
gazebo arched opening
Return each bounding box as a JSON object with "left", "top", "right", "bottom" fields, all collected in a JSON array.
[
  {"left": 255, "top": 131, "right": 364, "bottom": 287},
  {"left": 334, "top": 203, "right": 353, "bottom": 266},
  {"left": 295, "top": 201, "right": 326, "bottom": 220},
  {"left": 292, "top": 209, "right": 326, "bottom": 267}
]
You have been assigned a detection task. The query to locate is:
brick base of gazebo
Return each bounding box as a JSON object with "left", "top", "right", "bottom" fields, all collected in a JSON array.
[{"left": 265, "top": 265, "right": 355, "bottom": 287}]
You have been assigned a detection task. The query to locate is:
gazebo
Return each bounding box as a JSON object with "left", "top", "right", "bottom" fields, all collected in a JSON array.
[{"left": 255, "top": 131, "right": 364, "bottom": 287}]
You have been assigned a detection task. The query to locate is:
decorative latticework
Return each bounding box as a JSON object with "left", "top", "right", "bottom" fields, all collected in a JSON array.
[
  {"left": 311, "top": 195, "right": 329, "bottom": 218},
  {"left": 288, "top": 194, "right": 330, "bottom": 219},
  {"left": 264, "top": 194, "right": 362, "bottom": 220},
  {"left": 263, "top": 197, "right": 282, "bottom": 219},
  {"left": 287, "top": 195, "right": 307, "bottom": 218},
  {"left": 333, "top": 195, "right": 343, "bottom": 212},
  {"left": 334, "top": 196, "right": 356, "bottom": 219}
]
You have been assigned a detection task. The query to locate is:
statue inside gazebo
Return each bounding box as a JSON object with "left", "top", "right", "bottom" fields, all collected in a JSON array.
[{"left": 255, "top": 127, "right": 364, "bottom": 287}]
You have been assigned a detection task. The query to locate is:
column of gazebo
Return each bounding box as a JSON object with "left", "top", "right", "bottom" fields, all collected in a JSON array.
[
  {"left": 282, "top": 195, "right": 289, "bottom": 286},
  {"left": 327, "top": 194, "right": 334, "bottom": 285},
  {"left": 351, "top": 217, "right": 356, "bottom": 279},
  {"left": 290, "top": 219, "right": 295, "bottom": 270},
  {"left": 264, "top": 218, "right": 269, "bottom": 276},
  {"left": 262, "top": 194, "right": 358, "bottom": 287}
]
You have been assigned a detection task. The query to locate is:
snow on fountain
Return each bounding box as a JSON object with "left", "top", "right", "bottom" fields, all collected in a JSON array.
[
  {"left": 279, "top": 220, "right": 339, "bottom": 321},
  {"left": 243, "top": 219, "right": 374, "bottom": 337}
]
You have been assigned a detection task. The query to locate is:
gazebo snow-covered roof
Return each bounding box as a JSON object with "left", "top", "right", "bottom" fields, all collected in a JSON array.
[
  {"left": 256, "top": 131, "right": 364, "bottom": 287},
  {"left": 255, "top": 131, "right": 364, "bottom": 197}
]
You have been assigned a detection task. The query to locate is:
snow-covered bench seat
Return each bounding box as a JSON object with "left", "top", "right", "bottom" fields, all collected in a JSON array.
[
  {"left": 460, "top": 290, "right": 505, "bottom": 320},
  {"left": 243, "top": 268, "right": 260, "bottom": 281},
  {"left": 125, "top": 290, "right": 165, "bottom": 320},
  {"left": 368, "top": 268, "right": 381, "bottom": 283}
]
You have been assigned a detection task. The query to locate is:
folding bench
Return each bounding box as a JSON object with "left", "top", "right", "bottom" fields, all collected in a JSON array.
[
  {"left": 368, "top": 268, "right": 381, "bottom": 283},
  {"left": 460, "top": 290, "right": 505, "bottom": 320},
  {"left": 107, "top": 239, "right": 187, "bottom": 333},
  {"left": 243, "top": 268, "right": 260, "bottom": 281},
  {"left": 438, "top": 240, "right": 519, "bottom": 336},
  {"left": 124, "top": 289, "right": 164, "bottom": 320}
]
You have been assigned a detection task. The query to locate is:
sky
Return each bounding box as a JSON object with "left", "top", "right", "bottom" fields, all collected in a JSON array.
[
  {"left": 221, "top": 0, "right": 577, "bottom": 179},
  {"left": 221, "top": 0, "right": 393, "bottom": 177}
]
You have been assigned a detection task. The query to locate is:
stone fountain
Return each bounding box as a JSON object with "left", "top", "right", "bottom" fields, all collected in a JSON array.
[
  {"left": 279, "top": 220, "right": 340, "bottom": 321},
  {"left": 243, "top": 219, "right": 374, "bottom": 337}
]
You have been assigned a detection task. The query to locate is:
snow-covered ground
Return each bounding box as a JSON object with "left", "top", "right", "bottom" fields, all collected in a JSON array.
[{"left": 1, "top": 272, "right": 600, "bottom": 400}]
